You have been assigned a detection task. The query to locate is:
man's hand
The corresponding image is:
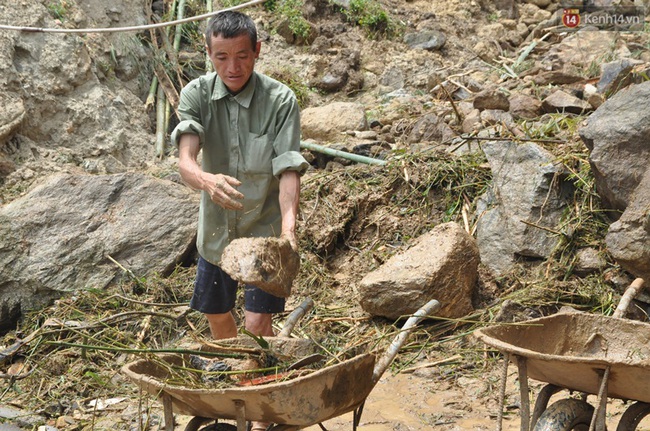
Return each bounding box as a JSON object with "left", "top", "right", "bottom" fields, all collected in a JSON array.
[
  {"left": 178, "top": 137, "right": 244, "bottom": 211},
  {"left": 206, "top": 174, "right": 244, "bottom": 210},
  {"left": 281, "top": 231, "right": 298, "bottom": 252}
]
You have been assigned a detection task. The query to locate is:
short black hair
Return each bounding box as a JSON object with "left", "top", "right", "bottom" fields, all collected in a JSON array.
[{"left": 205, "top": 11, "right": 257, "bottom": 50}]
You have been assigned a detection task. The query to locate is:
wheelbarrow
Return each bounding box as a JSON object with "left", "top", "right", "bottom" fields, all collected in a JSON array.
[
  {"left": 475, "top": 278, "right": 650, "bottom": 431},
  {"left": 122, "top": 298, "right": 441, "bottom": 431}
]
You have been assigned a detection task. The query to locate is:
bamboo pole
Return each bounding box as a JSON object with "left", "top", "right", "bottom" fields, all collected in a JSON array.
[
  {"left": 173, "top": 0, "right": 187, "bottom": 51},
  {"left": 145, "top": 75, "right": 158, "bottom": 110},
  {"left": 164, "top": 96, "right": 171, "bottom": 151},
  {"left": 162, "top": 0, "right": 186, "bottom": 154},
  {"left": 206, "top": 0, "right": 213, "bottom": 72},
  {"left": 300, "top": 141, "right": 388, "bottom": 166},
  {"left": 155, "top": 84, "right": 167, "bottom": 158},
  {"left": 44, "top": 341, "right": 248, "bottom": 358}
]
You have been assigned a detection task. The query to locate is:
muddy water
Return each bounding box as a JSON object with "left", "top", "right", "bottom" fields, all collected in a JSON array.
[
  {"left": 303, "top": 372, "right": 517, "bottom": 431},
  {"left": 301, "top": 369, "right": 650, "bottom": 431}
]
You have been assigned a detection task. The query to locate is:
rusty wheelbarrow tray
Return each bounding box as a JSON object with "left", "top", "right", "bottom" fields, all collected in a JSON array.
[
  {"left": 475, "top": 278, "right": 650, "bottom": 431},
  {"left": 122, "top": 299, "right": 441, "bottom": 431}
]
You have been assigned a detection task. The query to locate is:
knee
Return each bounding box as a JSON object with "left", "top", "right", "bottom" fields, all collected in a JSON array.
[{"left": 245, "top": 312, "right": 274, "bottom": 337}]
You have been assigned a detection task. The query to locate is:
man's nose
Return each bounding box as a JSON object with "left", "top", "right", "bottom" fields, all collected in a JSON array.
[{"left": 227, "top": 59, "right": 241, "bottom": 73}]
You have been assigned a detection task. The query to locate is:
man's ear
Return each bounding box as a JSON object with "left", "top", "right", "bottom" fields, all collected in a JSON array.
[{"left": 255, "top": 41, "right": 261, "bottom": 58}]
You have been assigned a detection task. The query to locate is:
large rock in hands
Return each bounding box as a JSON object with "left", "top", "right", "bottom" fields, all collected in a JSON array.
[{"left": 220, "top": 237, "right": 300, "bottom": 298}]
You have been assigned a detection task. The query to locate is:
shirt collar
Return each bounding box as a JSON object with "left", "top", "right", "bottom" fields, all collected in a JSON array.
[{"left": 212, "top": 72, "right": 257, "bottom": 108}]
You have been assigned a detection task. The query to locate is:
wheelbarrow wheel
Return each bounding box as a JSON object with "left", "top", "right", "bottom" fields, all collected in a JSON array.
[
  {"left": 185, "top": 417, "right": 212, "bottom": 431},
  {"left": 184, "top": 417, "right": 238, "bottom": 431},
  {"left": 616, "top": 402, "right": 650, "bottom": 431},
  {"left": 533, "top": 398, "right": 595, "bottom": 431}
]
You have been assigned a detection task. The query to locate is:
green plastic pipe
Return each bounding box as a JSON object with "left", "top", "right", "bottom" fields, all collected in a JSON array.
[{"left": 300, "top": 141, "right": 387, "bottom": 166}]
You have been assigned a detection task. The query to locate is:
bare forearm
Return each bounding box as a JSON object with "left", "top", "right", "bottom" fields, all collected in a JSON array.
[
  {"left": 178, "top": 134, "right": 207, "bottom": 191},
  {"left": 279, "top": 170, "right": 300, "bottom": 235}
]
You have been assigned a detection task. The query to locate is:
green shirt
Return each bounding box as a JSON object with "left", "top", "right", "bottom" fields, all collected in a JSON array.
[{"left": 171, "top": 71, "right": 309, "bottom": 265}]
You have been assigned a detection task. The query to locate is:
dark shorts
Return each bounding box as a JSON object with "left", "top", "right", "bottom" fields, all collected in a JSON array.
[{"left": 190, "top": 256, "right": 285, "bottom": 314}]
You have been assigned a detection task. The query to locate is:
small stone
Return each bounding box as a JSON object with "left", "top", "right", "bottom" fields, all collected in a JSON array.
[
  {"left": 574, "top": 248, "right": 606, "bottom": 276},
  {"left": 541, "top": 90, "right": 592, "bottom": 115},
  {"left": 403, "top": 30, "right": 447, "bottom": 51}
]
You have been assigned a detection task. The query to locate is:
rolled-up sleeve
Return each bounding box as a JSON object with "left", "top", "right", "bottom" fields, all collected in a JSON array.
[
  {"left": 171, "top": 119, "right": 205, "bottom": 147},
  {"left": 271, "top": 94, "right": 309, "bottom": 177},
  {"left": 272, "top": 150, "right": 309, "bottom": 177},
  {"left": 170, "top": 80, "right": 205, "bottom": 147}
]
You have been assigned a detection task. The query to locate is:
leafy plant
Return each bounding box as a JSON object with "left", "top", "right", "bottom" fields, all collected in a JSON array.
[
  {"left": 46, "top": 0, "right": 71, "bottom": 21},
  {"left": 339, "top": 0, "right": 402, "bottom": 39},
  {"left": 283, "top": 0, "right": 312, "bottom": 40},
  {"left": 217, "top": 0, "right": 312, "bottom": 42},
  {"left": 241, "top": 328, "right": 270, "bottom": 349}
]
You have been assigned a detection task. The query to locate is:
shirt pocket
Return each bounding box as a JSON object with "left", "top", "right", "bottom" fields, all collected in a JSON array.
[{"left": 242, "top": 133, "right": 274, "bottom": 174}]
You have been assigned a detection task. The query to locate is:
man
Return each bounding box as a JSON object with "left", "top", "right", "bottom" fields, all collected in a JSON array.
[{"left": 171, "top": 12, "right": 308, "bottom": 428}]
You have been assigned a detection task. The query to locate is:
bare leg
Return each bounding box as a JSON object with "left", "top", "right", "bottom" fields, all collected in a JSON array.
[
  {"left": 244, "top": 311, "right": 274, "bottom": 336},
  {"left": 205, "top": 312, "right": 237, "bottom": 340},
  {"left": 245, "top": 310, "right": 274, "bottom": 430}
]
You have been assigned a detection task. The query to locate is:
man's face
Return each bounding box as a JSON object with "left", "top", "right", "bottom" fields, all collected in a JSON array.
[{"left": 206, "top": 33, "right": 261, "bottom": 94}]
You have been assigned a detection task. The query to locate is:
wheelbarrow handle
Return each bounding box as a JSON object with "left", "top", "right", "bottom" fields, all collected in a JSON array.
[
  {"left": 613, "top": 278, "right": 645, "bottom": 319},
  {"left": 278, "top": 297, "right": 314, "bottom": 338},
  {"left": 372, "top": 299, "right": 441, "bottom": 384}
]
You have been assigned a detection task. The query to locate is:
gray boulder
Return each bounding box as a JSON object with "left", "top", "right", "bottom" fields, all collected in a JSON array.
[
  {"left": 476, "top": 141, "right": 572, "bottom": 275},
  {"left": 606, "top": 167, "right": 650, "bottom": 282},
  {"left": 0, "top": 173, "right": 199, "bottom": 330},
  {"left": 358, "top": 222, "right": 478, "bottom": 320},
  {"left": 579, "top": 81, "right": 650, "bottom": 212}
]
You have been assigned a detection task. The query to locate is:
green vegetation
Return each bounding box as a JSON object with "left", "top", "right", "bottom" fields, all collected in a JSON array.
[
  {"left": 338, "top": 0, "right": 402, "bottom": 39},
  {"left": 549, "top": 144, "right": 614, "bottom": 282},
  {"left": 519, "top": 113, "right": 584, "bottom": 140},
  {"left": 265, "top": 0, "right": 312, "bottom": 41},
  {"left": 216, "top": 0, "right": 312, "bottom": 42},
  {"left": 46, "top": 0, "right": 71, "bottom": 21}
]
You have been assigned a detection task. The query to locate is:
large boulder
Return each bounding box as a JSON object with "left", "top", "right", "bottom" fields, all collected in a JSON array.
[
  {"left": 358, "top": 222, "right": 478, "bottom": 320},
  {"left": 475, "top": 141, "right": 572, "bottom": 276},
  {"left": 301, "top": 102, "right": 368, "bottom": 142},
  {"left": 605, "top": 167, "right": 650, "bottom": 282},
  {"left": 542, "top": 31, "right": 631, "bottom": 73},
  {"left": 0, "top": 1, "right": 154, "bottom": 187},
  {"left": 579, "top": 81, "right": 650, "bottom": 212},
  {"left": 0, "top": 173, "right": 199, "bottom": 330}
]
